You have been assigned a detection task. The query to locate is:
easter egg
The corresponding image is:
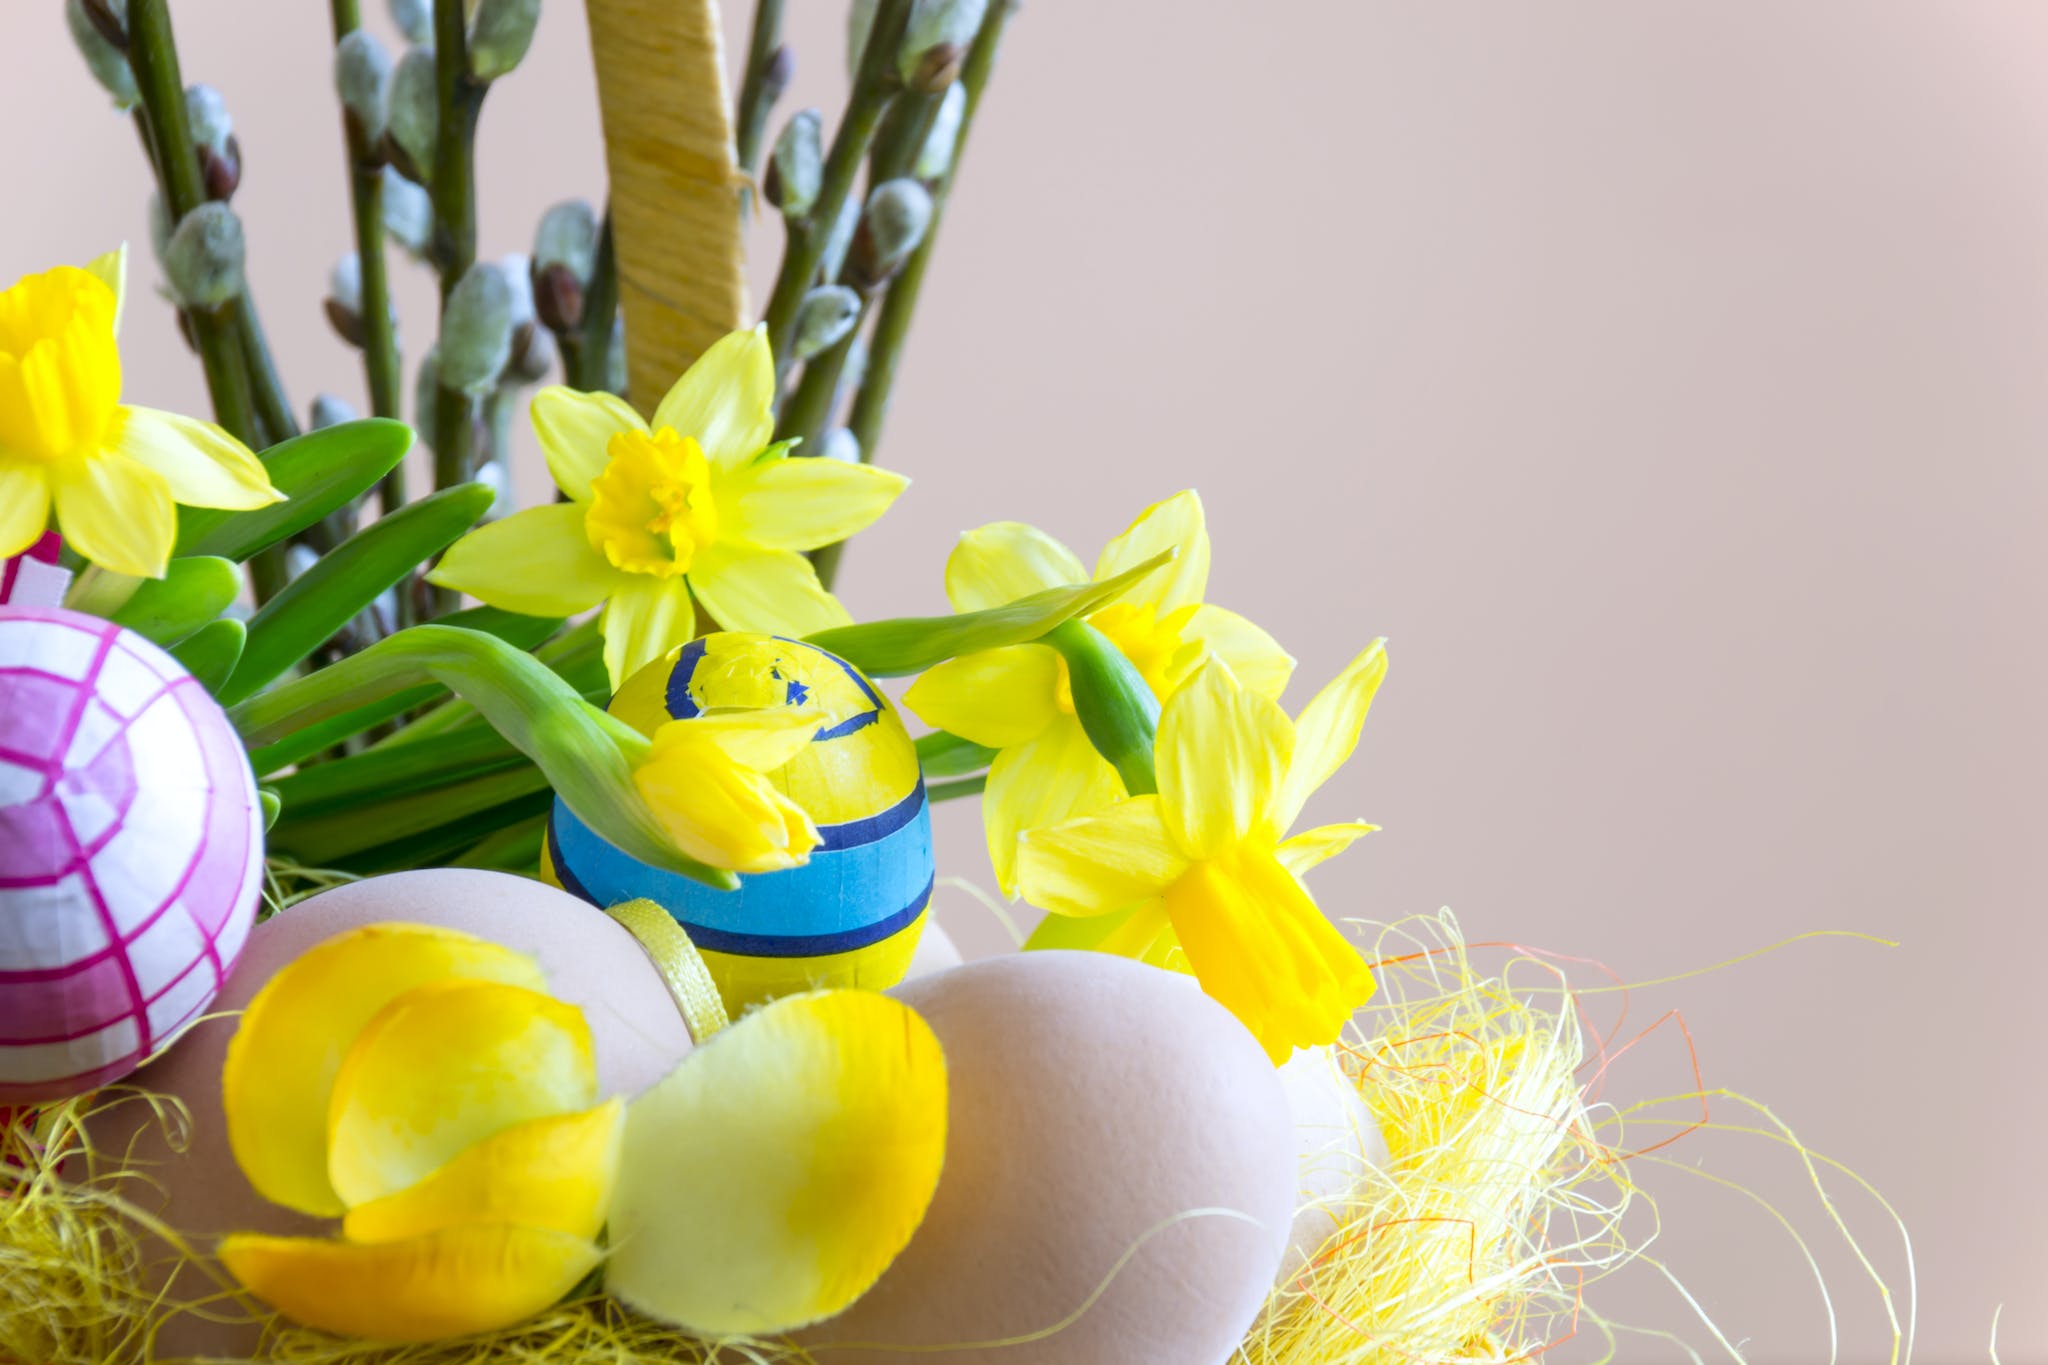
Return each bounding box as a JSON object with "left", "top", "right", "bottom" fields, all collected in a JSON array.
[
  {"left": 0, "top": 606, "right": 262, "bottom": 1103},
  {"left": 0, "top": 532, "right": 70, "bottom": 608},
  {"left": 800, "top": 952, "right": 1295, "bottom": 1364},
  {"left": 545, "top": 632, "right": 934, "bottom": 1012},
  {"left": 103, "top": 870, "right": 695, "bottom": 1360},
  {"left": 1276, "top": 1044, "right": 1389, "bottom": 1281}
]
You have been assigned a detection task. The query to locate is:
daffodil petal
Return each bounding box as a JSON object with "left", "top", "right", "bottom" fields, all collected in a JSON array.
[
  {"left": 650, "top": 327, "right": 776, "bottom": 468},
  {"left": 1165, "top": 850, "right": 1373, "bottom": 1064},
  {"left": 223, "top": 923, "right": 548, "bottom": 1218},
  {"left": 606, "top": 990, "right": 948, "bottom": 1338},
  {"left": 1094, "top": 489, "right": 1210, "bottom": 613},
  {"left": 902, "top": 645, "right": 1062, "bottom": 749},
  {"left": 634, "top": 718, "right": 821, "bottom": 873},
  {"left": 219, "top": 1224, "right": 600, "bottom": 1343},
  {"left": 719, "top": 456, "right": 909, "bottom": 550},
  {"left": 1274, "top": 640, "right": 1388, "bottom": 832},
  {"left": 1187, "top": 603, "right": 1295, "bottom": 700},
  {"left": 0, "top": 463, "right": 51, "bottom": 560},
  {"left": 83, "top": 245, "right": 127, "bottom": 334},
  {"left": 981, "top": 715, "right": 1125, "bottom": 897},
  {"left": 328, "top": 979, "right": 599, "bottom": 1209},
  {"left": 532, "top": 385, "right": 645, "bottom": 501},
  {"left": 49, "top": 447, "right": 174, "bottom": 579},
  {"left": 342, "top": 1100, "right": 624, "bottom": 1244},
  {"left": 943, "top": 520, "right": 1086, "bottom": 612},
  {"left": 1157, "top": 662, "right": 1292, "bottom": 860},
  {"left": 599, "top": 571, "right": 696, "bottom": 690},
  {"left": 1275, "top": 821, "right": 1379, "bottom": 877},
  {"left": 688, "top": 542, "right": 851, "bottom": 637},
  {"left": 113, "top": 405, "right": 282, "bottom": 509},
  {"left": 1016, "top": 795, "right": 1187, "bottom": 917},
  {"left": 665, "top": 706, "right": 819, "bottom": 771},
  {"left": 428, "top": 501, "right": 619, "bottom": 617}
]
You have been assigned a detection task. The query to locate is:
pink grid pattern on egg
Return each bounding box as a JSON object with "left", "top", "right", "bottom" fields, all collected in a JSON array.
[{"left": 0, "top": 609, "right": 262, "bottom": 1103}]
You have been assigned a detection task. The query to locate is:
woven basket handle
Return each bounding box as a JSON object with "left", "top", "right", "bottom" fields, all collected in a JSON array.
[{"left": 583, "top": 0, "right": 750, "bottom": 415}]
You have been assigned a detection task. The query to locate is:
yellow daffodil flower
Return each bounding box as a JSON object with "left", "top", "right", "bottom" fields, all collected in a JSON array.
[
  {"left": 903, "top": 490, "right": 1293, "bottom": 894},
  {"left": 427, "top": 327, "right": 909, "bottom": 688},
  {"left": 1017, "top": 645, "right": 1389, "bottom": 1064},
  {"left": 606, "top": 988, "right": 948, "bottom": 1337},
  {"left": 631, "top": 706, "right": 823, "bottom": 873},
  {"left": 0, "top": 248, "right": 282, "bottom": 578},
  {"left": 218, "top": 923, "right": 623, "bottom": 1342}
]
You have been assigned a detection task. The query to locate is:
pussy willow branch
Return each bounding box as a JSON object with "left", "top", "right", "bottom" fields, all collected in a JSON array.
[
  {"left": 330, "top": 0, "right": 406, "bottom": 514},
  {"left": 813, "top": 0, "right": 1017, "bottom": 589},
  {"left": 570, "top": 209, "right": 619, "bottom": 394},
  {"left": 759, "top": 0, "right": 914, "bottom": 388},
  {"left": 733, "top": 0, "right": 788, "bottom": 217},
  {"left": 122, "top": 0, "right": 255, "bottom": 449},
  {"left": 425, "top": 0, "right": 486, "bottom": 613}
]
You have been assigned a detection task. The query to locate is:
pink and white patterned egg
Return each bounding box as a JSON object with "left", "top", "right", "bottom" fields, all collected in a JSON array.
[{"left": 0, "top": 606, "right": 263, "bottom": 1103}]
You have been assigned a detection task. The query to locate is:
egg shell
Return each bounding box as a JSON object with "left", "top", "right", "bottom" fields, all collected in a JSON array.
[
  {"left": 98, "top": 869, "right": 694, "bottom": 1360},
  {"left": 800, "top": 951, "right": 1295, "bottom": 1365},
  {"left": 0, "top": 605, "right": 262, "bottom": 1103},
  {"left": 1276, "top": 1044, "right": 1390, "bottom": 1281},
  {"left": 546, "top": 633, "right": 935, "bottom": 1012},
  {"left": 0, "top": 532, "right": 70, "bottom": 608}
]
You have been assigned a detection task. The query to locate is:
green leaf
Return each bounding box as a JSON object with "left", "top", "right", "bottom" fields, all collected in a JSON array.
[
  {"left": 258, "top": 789, "right": 281, "bottom": 830},
  {"left": 807, "top": 548, "right": 1175, "bottom": 677},
  {"left": 217, "top": 484, "right": 493, "bottom": 707},
  {"left": 175, "top": 418, "right": 413, "bottom": 562},
  {"left": 1045, "top": 618, "right": 1160, "bottom": 797},
  {"left": 270, "top": 723, "right": 532, "bottom": 819},
  {"left": 271, "top": 764, "right": 553, "bottom": 865},
  {"left": 168, "top": 618, "right": 246, "bottom": 694},
  {"left": 335, "top": 791, "right": 556, "bottom": 876},
  {"left": 229, "top": 624, "right": 734, "bottom": 888},
  {"left": 915, "top": 730, "right": 997, "bottom": 778},
  {"left": 105, "top": 556, "right": 240, "bottom": 647},
  {"left": 244, "top": 609, "right": 571, "bottom": 775},
  {"left": 927, "top": 774, "right": 988, "bottom": 802}
]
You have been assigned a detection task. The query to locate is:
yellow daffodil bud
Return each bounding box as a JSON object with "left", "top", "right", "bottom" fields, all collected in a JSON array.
[
  {"left": 468, "top": 0, "right": 541, "bottom": 82},
  {"left": 766, "top": 108, "right": 823, "bottom": 217},
  {"left": 335, "top": 29, "right": 393, "bottom": 146},
  {"left": 162, "top": 203, "right": 246, "bottom": 310},
  {"left": 65, "top": 0, "right": 136, "bottom": 111},
  {"left": 792, "top": 285, "right": 863, "bottom": 361},
  {"left": 387, "top": 45, "right": 438, "bottom": 183},
  {"left": 631, "top": 710, "right": 823, "bottom": 874}
]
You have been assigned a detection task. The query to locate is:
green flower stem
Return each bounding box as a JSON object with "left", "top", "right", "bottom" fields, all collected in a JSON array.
[
  {"left": 271, "top": 722, "right": 530, "bottom": 819},
  {"left": 568, "top": 210, "right": 620, "bottom": 394},
  {"left": 760, "top": 0, "right": 914, "bottom": 386},
  {"left": 734, "top": 0, "right": 788, "bottom": 216},
  {"left": 124, "top": 0, "right": 258, "bottom": 449},
  {"left": 235, "top": 294, "right": 300, "bottom": 451},
  {"left": 230, "top": 624, "right": 736, "bottom": 888},
  {"left": 330, "top": 0, "right": 406, "bottom": 511},
  {"left": 346, "top": 789, "right": 554, "bottom": 875},
  {"left": 772, "top": 322, "right": 856, "bottom": 451},
  {"left": 426, "top": 0, "right": 485, "bottom": 582},
  {"left": 274, "top": 762, "right": 553, "bottom": 865},
  {"left": 817, "top": 0, "right": 1016, "bottom": 590},
  {"left": 915, "top": 729, "right": 997, "bottom": 778},
  {"left": 927, "top": 774, "right": 987, "bottom": 803}
]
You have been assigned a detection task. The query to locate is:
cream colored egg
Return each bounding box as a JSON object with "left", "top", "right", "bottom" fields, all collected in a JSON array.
[
  {"left": 903, "top": 914, "right": 964, "bottom": 979},
  {"left": 800, "top": 951, "right": 1295, "bottom": 1365},
  {"left": 99, "top": 869, "right": 693, "bottom": 1358},
  {"left": 1276, "top": 1044, "right": 1390, "bottom": 1282}
]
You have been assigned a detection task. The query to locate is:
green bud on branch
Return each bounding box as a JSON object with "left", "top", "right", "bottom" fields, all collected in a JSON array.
[
  {"left": 468, "top": 0, "right": 540, "bottom": 82},
  {"left": 162, "top": 202, "right": 245, "bottom": 310},
  {"left": 439, "top": 261, "right": 515, "bottom": 397},
  {"left": 310, "top": 394, "right": 359, "bottom": 430},
  {"left": 916, "top": 83, "right": 967, "bottom": 180},
  {"left": 335, "top": 29, "right": 393, "bottom": 147},
  {"left": 65, "top": 0, "right": 137, "bottom": 111},
  {"left": 381, "top": 166, "right": 434, "bottom": 255},
  {"left": 851, "top": 178, "right": 932, "bottom": 288},
  {"left": 898, "top": 0, "right": 986, "bottom": 92},
  {"left": 766, "top": 109, "right": 823, "bottom": 217},
  {"left": 387, "top": 45, "right": 439, "bottom": 184},
  {"left": 792, "top": 285, "right": 862, "bottom": 361},
  {"left": 388, "top": 0, "right": 432, "bottom": 45},
  {"left": 533, "top": 199, "right": 598, "bottom": 281},
  {"left": 184, "top": 84, "right": 239, "bottom": 200}
]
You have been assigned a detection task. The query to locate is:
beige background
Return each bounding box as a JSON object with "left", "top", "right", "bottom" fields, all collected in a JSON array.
[{"left": 4, "top": 2, "right": 2043, "bottom": 1360}]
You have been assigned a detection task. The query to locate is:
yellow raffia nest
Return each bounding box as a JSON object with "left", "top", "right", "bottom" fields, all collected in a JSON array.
[{"left": 1, "top": 910, "right": 1902, "bottom": 1364}]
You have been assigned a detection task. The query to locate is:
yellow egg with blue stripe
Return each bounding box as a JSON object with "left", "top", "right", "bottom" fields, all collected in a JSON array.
[{"left": 542, "top": 633, "right": 932, "bottom": 1013}]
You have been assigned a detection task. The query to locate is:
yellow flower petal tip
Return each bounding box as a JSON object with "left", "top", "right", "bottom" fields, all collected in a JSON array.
[
  {"left": 219, "top": 1224, "right": 600, "bottom": 1343},
  {"left": 605, "top": 989, "right": 948, "bottom": 1337},
  {"left": 326, "top": 978, "right": 599, "bottom": 1209},
  {"left": 222, "top": 923, "right": 548, "bottom": 1218},
  {"left": 341, "top": 1100, "right": 624, "bottom": 1244}
]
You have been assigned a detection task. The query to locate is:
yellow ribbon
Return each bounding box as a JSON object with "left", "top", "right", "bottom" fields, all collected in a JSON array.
[{"left": 604, "top": 899, "right": 730, "bottom": 1041}]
